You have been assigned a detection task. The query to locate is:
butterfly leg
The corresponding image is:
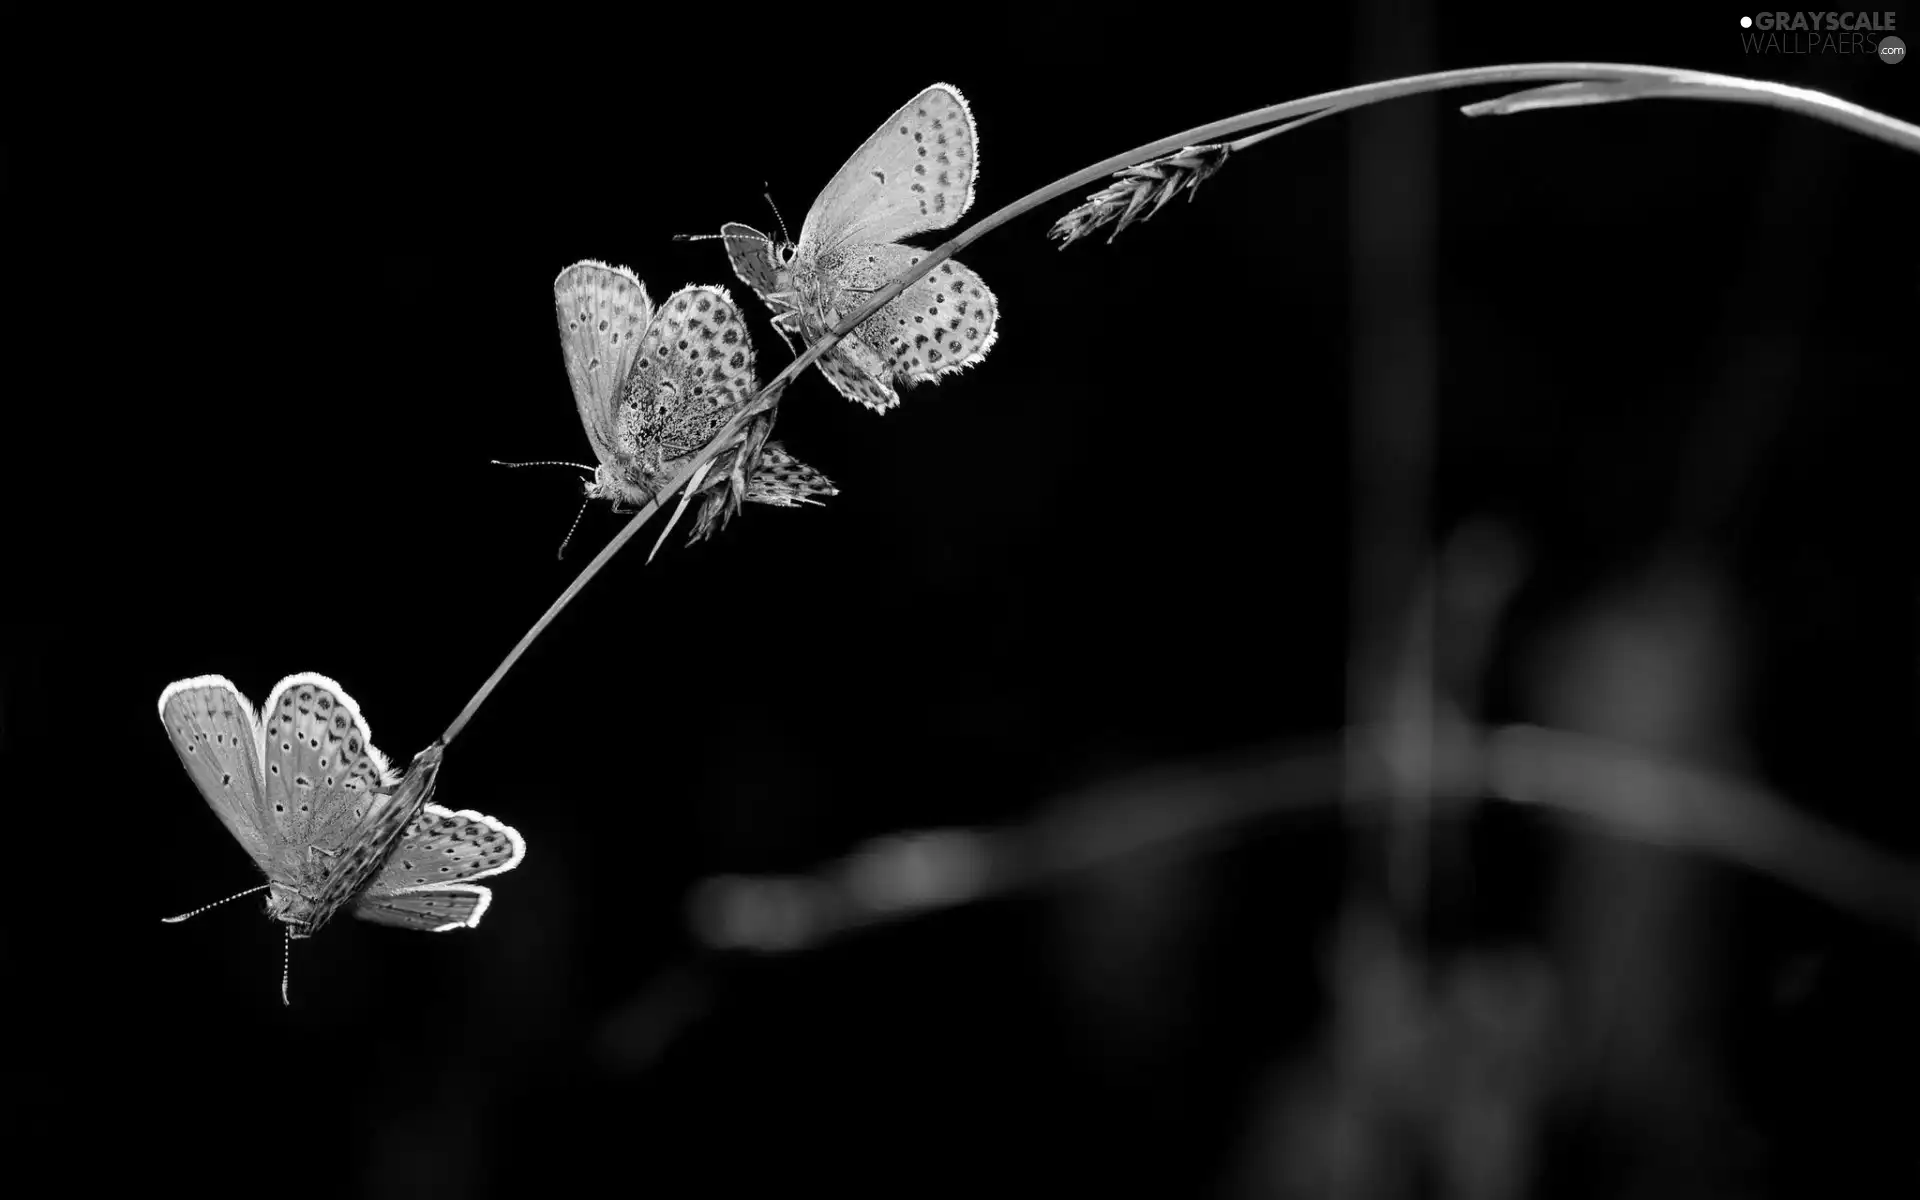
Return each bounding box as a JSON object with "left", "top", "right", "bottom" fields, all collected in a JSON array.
[
  {"left": 300, "top": 843, "right": 342, "bottom": 885},
  {"left": 764, "top": 299, "right": 802, "bottom": 357},
  {"left": 768, "top": 318, "right": 798, "bottom": 357}
]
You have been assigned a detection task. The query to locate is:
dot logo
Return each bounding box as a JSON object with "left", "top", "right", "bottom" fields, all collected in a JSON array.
[{"left": 1881, "top": 35, "right": 1907, "bottom": 64}]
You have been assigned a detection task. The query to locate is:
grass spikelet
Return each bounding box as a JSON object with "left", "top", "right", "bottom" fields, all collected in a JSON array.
[{"left": 1048, "top": 143, "right": 1234, "bottom": 248}]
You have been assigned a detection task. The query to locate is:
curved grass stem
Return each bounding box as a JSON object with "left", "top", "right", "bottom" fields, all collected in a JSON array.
[{"left": 439, "top": 62, "right": 1917, "bottom": 749}]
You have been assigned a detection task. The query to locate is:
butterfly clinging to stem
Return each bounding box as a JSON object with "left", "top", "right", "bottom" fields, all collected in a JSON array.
[
  {"left": 518, "top": 262, "right": 836, "bottom": 557},
  {"left": 709, "top": 83, "right": 1000, "bottom": 413},
  {"left": 158, "top": 673, "right": 525, "bottom": 1004}
]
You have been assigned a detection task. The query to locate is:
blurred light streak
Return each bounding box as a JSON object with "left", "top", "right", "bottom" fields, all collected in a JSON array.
[
  {"left": 687, "top": 723, "right": 1920, "bottom": 953},
  {"left": 1489, "top": 723, "right": 1920, "bottom": 930}
]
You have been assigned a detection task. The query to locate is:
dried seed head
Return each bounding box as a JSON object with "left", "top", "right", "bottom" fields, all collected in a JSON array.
[{"left": 1049, "top": 143, "right": 1234, "bottom": 248}]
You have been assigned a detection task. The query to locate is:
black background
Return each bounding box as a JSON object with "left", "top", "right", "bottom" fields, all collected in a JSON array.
[{"left": 8, "top": 10, "right": 1917, "bottom": 1198}]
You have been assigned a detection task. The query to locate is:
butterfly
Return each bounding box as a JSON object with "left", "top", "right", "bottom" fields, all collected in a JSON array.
[
  {"left": 719, "top": 83, "right": 999, "bottom": 413},
  {"left": 551, "top": 261, "right": 836, "bottom": 546},
  {"left": 158, "top": 673, "right": 524, "bottom": 1003}
]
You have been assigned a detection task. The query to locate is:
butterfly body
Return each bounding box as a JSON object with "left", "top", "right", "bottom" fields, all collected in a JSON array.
[
  {"left": 159, "top": 674, "right": 523, "bottom": 943},
  {"left": 553, "top": 261, "right": 836, "bottom": 542},
  {"left": 721, "top": 84, "right": 999, "bottom": 413}
]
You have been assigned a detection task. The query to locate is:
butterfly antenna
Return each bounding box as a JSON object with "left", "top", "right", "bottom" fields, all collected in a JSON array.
[
  {"left": 281, "top": 927, "right": 293, "bottom": 1006},
  {"left": 763, "top": 188, "right": 792, "bottom": 243},
  {"left": 161, "top": 883, "right": 269, "bottom": 923},
  {"left": 650, "top": 460, "right": 718, "bottom": 564},
  {"left": 557, "top": 494, "right": 592, "bottom": 561},
  {"left": 671, "top": 232, "right": 727, "bottom": 243},
  {"left": 492, "top": 459, "right": 596, "bottom": 471}
]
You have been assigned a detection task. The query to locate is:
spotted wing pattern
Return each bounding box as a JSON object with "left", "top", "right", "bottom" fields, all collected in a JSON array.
[
  {"left": 352, "top": 800, "right": 525, "bottom": 932},
  {"left": 354, "top": 887, "right": 493, "bottom": 932}
]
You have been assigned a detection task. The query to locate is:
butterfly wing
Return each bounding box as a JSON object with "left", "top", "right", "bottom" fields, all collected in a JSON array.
[
  {"left": 647, "top": 285, "right": 760, "bottom": 452},
  {"left": 353, "top": 802, "right": 525, "bottom": 931},
  {"left": 798, "top": 84, "right": 979, "bottom": 257},
  {"left": 814, "top": 244, "right": 1000, "bottom": 411},
  {"left": 687, "top": 438, "right": 839, "bottom": 543},
  {"left": 721, "top": 223, "right": 801, "bottom": 355},
  {"left": 258, "top": 673, "right": 395, "bottom": 843},
  {"left": 308, "top": 739, "right": 448, "bottom": 932},
  {"left": 255, "top": 672, "right": 411, "bottom": 929},
  {"left": 158, "top": 675, "right": 272, "bottom": 870},
  {"left": 814, "top": 334, "right": 903, "bottom": 411},
  {"left": 746, "top": 443, "right": 837, "bottom": 507},
  {"left": 554, "top": 260, "right": 656, "bottom": 463},
  {"left": 721, "top": 223, "right": 785, "bottom": 310},
  {"left": 353, "top": 886, "right": 494, "bottom": 932},
  {"left": 608, "top": 284, "right": 758, "bottom": 497},
  {"left": 873, "top": 256, "right": 998, "bottom": 385}
]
